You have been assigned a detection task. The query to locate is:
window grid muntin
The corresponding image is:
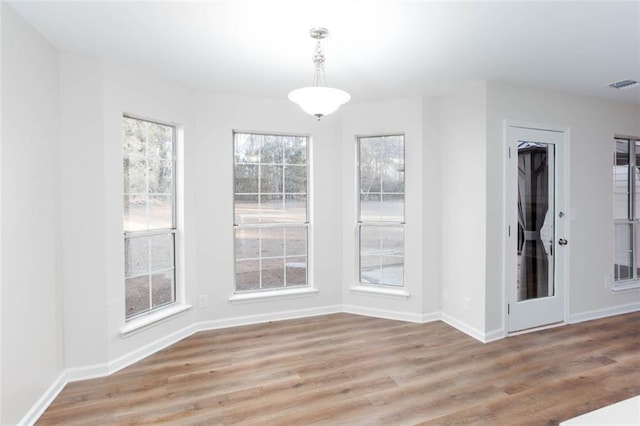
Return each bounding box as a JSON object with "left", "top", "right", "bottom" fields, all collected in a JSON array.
[
  {"left": 614, "top": 136, "right": 640, "bottom": 282},
  {"left": 357, "top": 134, "right": 405, "bottom": 287},
  {"left": 123, "top": 115, "right": 177, "bottom": 321},
  {"left": 233, "top": 132, "right": 310, "bottom": 292}
]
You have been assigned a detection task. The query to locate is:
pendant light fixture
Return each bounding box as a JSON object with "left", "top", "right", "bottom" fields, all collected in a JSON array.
[{"left": 288, "top": 27, "right": 350, "bottom": 120}]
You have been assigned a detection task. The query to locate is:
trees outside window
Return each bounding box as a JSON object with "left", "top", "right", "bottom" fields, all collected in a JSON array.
[
  {"left": 234, "top": 132, "right": 309, "bottom": 291},
  {"left": 123, "top": 116, "right": 176, "bottom": 319},
  {"left": 358, "top": 135, "right": 405, "bottom": 287}
]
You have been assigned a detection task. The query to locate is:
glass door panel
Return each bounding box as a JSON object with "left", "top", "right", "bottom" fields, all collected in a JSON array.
[{"left": 517, "top": 142, "right": 555, "bottom": 302}]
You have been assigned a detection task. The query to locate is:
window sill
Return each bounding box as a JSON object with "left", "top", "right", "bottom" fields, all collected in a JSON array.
[
  {"left": 228, "top": 287, "right": 318, "bottom": 304},
  {"left": 120, "top": 303, "right": 192, "bottom": 338},
  {"left": 611, "top": 280, "right": 640, "bottom": 293},
  {"left": 349, "top": 285, "right": 410, "bottom": 300}
]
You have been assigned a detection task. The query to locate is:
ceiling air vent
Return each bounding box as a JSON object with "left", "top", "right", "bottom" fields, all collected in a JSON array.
[{"left": 608, "top": 80, "right": 640, "bottom": 89}]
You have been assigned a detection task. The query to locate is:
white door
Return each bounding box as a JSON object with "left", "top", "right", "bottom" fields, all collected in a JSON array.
[{"left": 506, "top": 124, "right": 568, "bottom": 333}]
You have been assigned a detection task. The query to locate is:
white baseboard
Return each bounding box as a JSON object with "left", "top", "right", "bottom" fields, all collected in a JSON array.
[
  {"left": 568, "top": 301, "right": 640, "bottom": 324},
  {"left": 18, "top": 372, "right": 66, "bottom": 426},
  {"left": 196, "top": 304, "right": 342, "bottom": 332},
  {"left": 483, "top": 327, "right": 506, "bottom": 343},
  {"left": 440, "top": 312, "right": 488, "bottom": 343},
  {"left": 342, "top": 304, "right": 425, "bottom": 323}
]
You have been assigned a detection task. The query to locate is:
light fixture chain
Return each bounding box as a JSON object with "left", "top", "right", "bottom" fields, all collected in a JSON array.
[{"left": 312, "top": 40, "right": 326, "bottom": 87}]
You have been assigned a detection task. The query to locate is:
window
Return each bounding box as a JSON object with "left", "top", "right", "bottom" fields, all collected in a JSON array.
[
  {"left": 358, "top": 135, "right": 405, "bottom": 286},
  {"left": 123, "top": 116, "right": 176, "bottom": 320},
  {"left": 613, "top": 136, "right": 640, "bottom": 287},
  {"left": 234, "top": 132, "right": 309, "bottom": 292}
]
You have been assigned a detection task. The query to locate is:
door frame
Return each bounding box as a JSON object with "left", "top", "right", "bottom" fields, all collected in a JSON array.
[{"left": 503, "top": 120, "right": 571, "bottom": 335}]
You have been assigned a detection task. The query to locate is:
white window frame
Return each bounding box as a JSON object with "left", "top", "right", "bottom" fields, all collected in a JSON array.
[
  {"left": 356, "top": 134, "right": 406, "bottom": 288},
  {"left": 613, "top": 135, "right": 640, "bottom": 291},
  {"left": 232, "top": 131, "right": 312, "bottom": 295},
  {"left": 123, "top": 114, "right": 178, "bottom": 322}
]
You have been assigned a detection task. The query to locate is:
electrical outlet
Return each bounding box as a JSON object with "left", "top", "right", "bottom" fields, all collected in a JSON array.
[
  {"left": 604, "top": 276, "right": 610, "bottom": 289},
  {"left": 464, "top": 297, "right": 471, "bottom": 311},
  {"left": 198, "top": 294, "right": 209, "bottom": 308}
]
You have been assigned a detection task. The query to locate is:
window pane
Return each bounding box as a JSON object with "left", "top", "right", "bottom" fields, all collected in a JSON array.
[
  {"left": 235, "top": 228, "right": 260, "bottom": 259},
  {"left": 123, "top": 116, "right": 176, "bottom": 321},
  {"left": 381, "top": 226, "right": 404, "bottom": 255},
  {"left": 360, "top": 226, "right": 382, "bottom": 256},
  {"left": 125, "top": 236, "right": 149, "bottom": 277},
  {"left": 285, "top": 136, "right": 307, "bottom": 164},
  {"left": 614, "top": 139, "right": 630, "bottom": 220},
  {"left": 235, "top": 133, "right": 260, "bottom": 164},
  {"left": 148, "top": 123, "right": 173, "bottom": 160},
  {"left": 260, "top": 194, "right": 284, "bottom": 222},
  {"left": 261, "top": 135, "right": 284, "bottom": 164},
  {"left": 233, "top": 133, "right": 308, "bottom": 292},
  {"left": 235, "top": 165, "right": 259, "bottom": 193},
  {"left": 360, "top": 256, "right": 382, "bottom": 284},
  {"left": 284, "top": 165, "right": 307, "bottom": 193},
  {"left": 360, "top": 193, "right": 382, "bottom": 221},
  {"left": 285, "top": 226, "right": 307, "bottom": 257},
  {"left": 381, "top": 194, "right": 405, "bottom": 222},
  {"left": 123, "top": 117, "right": 146, "bottom": 155},
  {"left": 236, "top": 259, "right": 260, "bottom": 291},
  {"left": 148, "top": 159, "right": 172, "bottom": 194},
  {"left": 284, "top": 195, "right": 307, "bottom": 222},
  {"left": 260, "top": 227, "right": 284, "bottom": 258},
  {"left": 260, "top": 165, "right": 283, "bottom": 193},
  {"left": 382, "top": 256, "right": 404, "bottom": 287},
  {"left": 151, "top": 271, "right": 174, "bottom": 309},
  {"left": 123, "top": 156, "right": 147, "bottom": 194},
  {"left": 150, "top": 233, "right": 174, "bottom": 271},
  {"left": 262, "top": 258, "right": 284, "bottom": 288},
  {"left": 149, "top": 195, "right": 173, "bottom": 228},
  {"left": 286, "top": 256, "right": 307, "bottom": 286},
  {"left": 124, "top": 195, "right": 147, "bottom": 232},
  {"left": 615, "top": 223, "right": 633, "bottom": 281},
  {"left": 358, "top": 135, "right": 405, "bottom": 287},
  {"left": 126, "top": 276, "right": 150, "bottom": 319}
]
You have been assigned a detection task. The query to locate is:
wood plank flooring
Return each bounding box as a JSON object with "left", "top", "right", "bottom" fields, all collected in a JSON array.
[{"left": 37, "top": 312, "right": 640, "bottom": 425}]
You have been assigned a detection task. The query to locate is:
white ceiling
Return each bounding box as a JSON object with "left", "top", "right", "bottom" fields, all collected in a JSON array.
[{"left": 8, "top": 0, "right": 640, "bottom": 104}]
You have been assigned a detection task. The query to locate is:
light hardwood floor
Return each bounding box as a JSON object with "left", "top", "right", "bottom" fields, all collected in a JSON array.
[{"left": 38, "top": 312, "right": 640, "bottom": 425}]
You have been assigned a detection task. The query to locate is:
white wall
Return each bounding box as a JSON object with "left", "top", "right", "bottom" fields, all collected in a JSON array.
[
  {"left": 59, "top": 54, "right": 109, "bottom": 368},
  {"left": 192, "top": 93, "right": 343, "bottom": 323},
  {"left": 57, "top": 56, "right": 346, "bottom": 369},
  {"left": 422, "top": 97, "right": 443, "bottom": 315},
  {"left": 440, "top": 82, "right": 488, "bottom": 337},
  {"left": 1, "top": 3, "right": 64, "bottom": 424},
  {"left": 341, "top": 98, "right": 427, "bottom": 321},
  {"left": 486, "top": 82, "right": 640, "bottom": 333}
]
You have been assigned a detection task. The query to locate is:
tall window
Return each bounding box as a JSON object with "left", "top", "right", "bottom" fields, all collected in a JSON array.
[
  {"left": 234, "top": 132, "right": 309, "bottom": 292},
  {"left": 614, "top": 136, "right": 640, "bottom": 283},
  {"left": 358, "top": 135, "right": 405, "bottom": 286},
  {"left": 123, "top": 116, "right": 176, "bottom": 320}
]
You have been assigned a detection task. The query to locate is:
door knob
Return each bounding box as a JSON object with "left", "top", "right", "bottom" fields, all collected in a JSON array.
[{"left": 558, "top": 238, "right": 568, "bottom": 246}]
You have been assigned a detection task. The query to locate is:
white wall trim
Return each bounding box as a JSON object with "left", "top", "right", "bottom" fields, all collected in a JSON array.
[
  {"left": 197, "top": 305, "right": 342, "bottom": 331},
  {"left": 484, "top": 327, "right": 506, "bottom": 343},
  {"left": 342, "top": 304, "right": 424, "bottom": 323},
  {"left": 348, "top": 285, "right": 410, "bottom": 299},
  {"left": 109, "top": 323, "right": 200, "bottom": 376},
  {"left": 17, "top": 372, "right": 66, "bottom": 426},
  {"left": 440, "top": 312, "right": 488, "bottom": 343},
  {"left": 568, "top": 302, "right": 640, "bottom": 325}
]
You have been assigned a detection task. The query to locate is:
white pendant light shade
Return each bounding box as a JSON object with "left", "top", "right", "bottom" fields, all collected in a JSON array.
[
  {"left": 288, "top": 86, "right": 351, "bottom": 119},
  {"left": 289, "top": 27, "right": 350, "bottom": 120}
]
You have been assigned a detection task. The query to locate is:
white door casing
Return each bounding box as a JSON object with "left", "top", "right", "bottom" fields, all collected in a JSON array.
[{"left": 506, "top": 122, "right": 569, "bottom": 333}]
